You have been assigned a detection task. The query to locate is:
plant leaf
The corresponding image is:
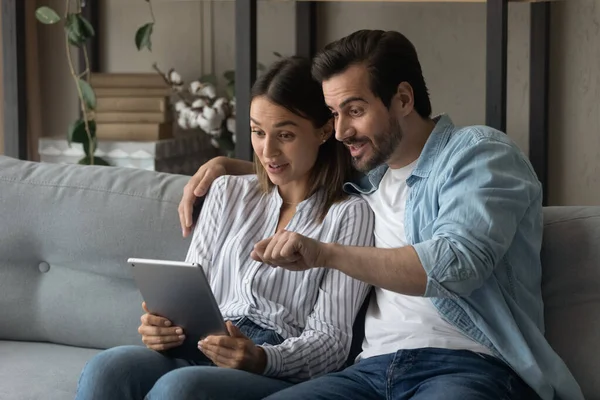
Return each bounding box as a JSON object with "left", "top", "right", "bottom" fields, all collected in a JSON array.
[
  {"left": 257, "top": 62, "right": 266, "bottom": 72},
  {"left": 68, "top": 118, "right": 96, "bottom": 145},
  {"left": 217, "top": 135, "right": 235, "bottom": 154},
  {"left": 223, "top": 70, "right": 235, "bottom": 82},
  {"left": 135, "top": 22, "right": 154, "bottom": 51},
  {"left": 225, "top": 82, "right": 235, "bottom": 99},
  {"left": 78, "top": 79, "right": 96, "bottom": 110},
  {"left": 66, "top": 13, "right": 84, "bottom": 46},
  {"left": 199, "top": 74, "right": 217, "bottom": 86},
  {"left": 77, "top": 14, "right": 95, "bottom": 39},
  {"left": 83, "top": 136, "right": 97, "bottom": 157},
  {"left": 273, "top": 51, "right": 282, "bottom": 58},
  {"left": 35, "top": 6, "right": 61, "bottom": 24},
  {"left": 78, "top": 156, "right": 110, "bottom": 166},
  {"left": 68, "top": 119, "right": 84, "bottom": 145}
]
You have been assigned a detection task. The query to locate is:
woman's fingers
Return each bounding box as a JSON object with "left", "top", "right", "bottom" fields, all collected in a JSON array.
[
  {"left": 143, "top": 334, "right": 185, "bottom": 346},
  {"left": 141, "top": 312, "right": 172, "bottom": 328}
]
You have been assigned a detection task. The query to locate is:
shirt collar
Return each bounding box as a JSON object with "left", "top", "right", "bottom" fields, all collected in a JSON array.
[
  {"left": 270, "top": 186, "right": 325, "bottom": 218},
  {"left": 409, "top": 113, "right": 454, "bottom": 180}
]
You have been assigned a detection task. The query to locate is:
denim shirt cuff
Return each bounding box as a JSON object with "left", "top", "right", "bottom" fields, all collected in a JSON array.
[
  {"left": 259, "top": 344, "right": 283, "bottom": 377},
  {"left": 412, "top": 239, "right": 457, "bottom": 298}
]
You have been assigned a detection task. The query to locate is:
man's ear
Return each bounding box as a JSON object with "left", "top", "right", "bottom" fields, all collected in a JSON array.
[{"left": 393, "top": 82, "right": 415, "bottom": 117}]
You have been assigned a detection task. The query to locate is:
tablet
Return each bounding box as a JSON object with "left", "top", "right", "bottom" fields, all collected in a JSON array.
[{"left": 128, "top": 258, "right": 229, "bottom": 361}]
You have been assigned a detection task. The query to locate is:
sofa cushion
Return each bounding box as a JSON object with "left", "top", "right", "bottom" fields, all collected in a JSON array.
[
  {"left": 0, "top": 156, "right": 191, "bottom": 350},
  {"left": 542, "top": 206, "right": 600, "bottom": 400},
  {"left": 0, "top": 341, "right": 101, "bottom": 400}
]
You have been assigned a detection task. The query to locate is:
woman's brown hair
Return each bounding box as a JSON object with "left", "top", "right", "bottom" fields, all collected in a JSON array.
[{"left": 251, "top": 56, "right": 356, "bottom": 222}]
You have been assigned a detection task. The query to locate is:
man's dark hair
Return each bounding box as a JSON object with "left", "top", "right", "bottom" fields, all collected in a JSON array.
[{"left": 312, "top": 30, "right": 432, "bottom": 119}]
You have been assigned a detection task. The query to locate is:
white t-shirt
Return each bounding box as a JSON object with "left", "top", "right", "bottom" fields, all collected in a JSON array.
[{"left": 358, "top": 160, "right": 493, "bottom": 359}]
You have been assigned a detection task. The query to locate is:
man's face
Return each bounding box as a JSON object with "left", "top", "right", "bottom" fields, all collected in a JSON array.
[{"left": 322, "top": 64, "right": 403, "bottom": 172}]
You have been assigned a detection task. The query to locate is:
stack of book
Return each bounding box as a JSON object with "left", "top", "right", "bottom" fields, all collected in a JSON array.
[{"left": 89, "top": 73, "right": 174, "bottom": 141}]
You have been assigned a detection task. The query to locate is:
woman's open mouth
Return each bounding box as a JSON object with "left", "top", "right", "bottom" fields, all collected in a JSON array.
[{"left": 267, "top": 163, "right": 289, "bottom": 174}]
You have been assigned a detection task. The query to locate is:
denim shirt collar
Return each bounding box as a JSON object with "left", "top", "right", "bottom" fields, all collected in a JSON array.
[{"left": 343, "top": 114, "right": 454, "bottom": 195}]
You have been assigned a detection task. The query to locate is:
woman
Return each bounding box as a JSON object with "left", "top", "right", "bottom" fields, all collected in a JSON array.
[{"left": 75, "top": 56, "right": 374, "bottom": 400}]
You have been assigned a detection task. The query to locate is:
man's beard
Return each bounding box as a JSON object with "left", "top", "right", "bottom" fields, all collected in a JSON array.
[{"left": 349, "top": 117, "right": 403, "bottom": 173}]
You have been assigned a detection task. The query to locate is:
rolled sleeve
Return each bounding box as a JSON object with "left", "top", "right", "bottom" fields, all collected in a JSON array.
[{"left": 414, "top": 136, "right": 541, "bottom": 298}]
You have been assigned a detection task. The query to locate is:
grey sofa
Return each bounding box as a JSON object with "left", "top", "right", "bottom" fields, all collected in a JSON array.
[{"left": 0, "top": 155, "right": 598, "bottom": 400}]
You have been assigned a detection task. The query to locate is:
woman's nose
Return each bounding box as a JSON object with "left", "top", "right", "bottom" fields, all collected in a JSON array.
[{"left": 263, "top": 137, "right": 280, "bottom": 158}]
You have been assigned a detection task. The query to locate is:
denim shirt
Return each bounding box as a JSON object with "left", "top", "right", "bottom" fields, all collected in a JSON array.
[{"left": 343, "top": 115, "right": 583, "bottom": 400}]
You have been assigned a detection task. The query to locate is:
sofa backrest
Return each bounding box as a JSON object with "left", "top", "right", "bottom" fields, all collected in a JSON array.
[
  {"left": 541, "top": 206, "right": 600, "bottom": 400},
  {"left": 1, "top": 157, "right": 599, "bottom": 398},
  {"left": 0, "top": 156, "right": 191, "bottom": 349}
]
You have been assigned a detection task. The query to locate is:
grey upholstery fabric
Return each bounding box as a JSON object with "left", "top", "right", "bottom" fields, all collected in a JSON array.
[
  {"left": 0, "top": 156, "right": 598, "bottom": 400},
  {"left": 541, "top": 206, "right": 600, "bottom": 400},
  {"left": 0, "top": 155, "right": 190, "bottom": 352},
  {"left": 0, "top": 341, "right": 100, "bottom": 400}
]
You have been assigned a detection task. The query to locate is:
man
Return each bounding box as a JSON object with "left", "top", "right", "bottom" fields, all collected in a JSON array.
[{"left": 178, "top": 30, "right": 582, "bottom": 400}]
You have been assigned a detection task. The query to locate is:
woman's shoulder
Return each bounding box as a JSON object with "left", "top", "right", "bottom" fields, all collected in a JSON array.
[
  {"left": 210, "top": 174, "right": 260, "bottom": 195},
  {"left": 326, "top": 194, "right": 373, "bottom": 218}
]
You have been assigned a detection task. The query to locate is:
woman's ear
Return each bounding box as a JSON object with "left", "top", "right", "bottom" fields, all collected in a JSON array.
[{"left": 320, "top": 120, "right": 334, "bottom": 143}]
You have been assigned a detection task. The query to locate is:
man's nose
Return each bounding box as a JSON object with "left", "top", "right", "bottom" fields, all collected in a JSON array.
[{"left": 335, "top": 116, "right": 354, "bottom": 142}]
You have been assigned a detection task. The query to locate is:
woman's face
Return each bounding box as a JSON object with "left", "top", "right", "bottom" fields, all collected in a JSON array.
[{"left": 250, "top": 96, "right": 331, "bottom": 189}]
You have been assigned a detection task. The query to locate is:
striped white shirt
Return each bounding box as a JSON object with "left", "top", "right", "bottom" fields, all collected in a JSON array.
[{"left": 185, "top": 175, "right": 374, "bottom": 381}]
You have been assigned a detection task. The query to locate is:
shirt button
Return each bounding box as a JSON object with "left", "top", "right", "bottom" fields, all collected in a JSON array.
[{"left": 244, "top": 279, "right": 250, "bottom": 285}]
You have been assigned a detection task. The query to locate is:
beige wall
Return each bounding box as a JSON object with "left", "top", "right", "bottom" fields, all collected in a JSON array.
[
  {"left": 0, "top": 3, "right": 4, "bottom": 156},
  {"left": 38, "top": 0, "right": 600, "bottom": 205},
  {"left": 38, "top": 0, "right": 80, "bottom": 144}
]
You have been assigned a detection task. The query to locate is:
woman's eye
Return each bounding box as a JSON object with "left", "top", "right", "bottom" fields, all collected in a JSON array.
[
  {"left": 252, "top": 130, "right": 265, "bottom": 137},
  {"left": 279, "top": 132, "right": 294, "bottom": 140}
]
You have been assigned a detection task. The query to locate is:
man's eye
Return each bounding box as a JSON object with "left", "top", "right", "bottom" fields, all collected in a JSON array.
[{"left": 349, "top": 108, "right": 363, "bottom": 116}]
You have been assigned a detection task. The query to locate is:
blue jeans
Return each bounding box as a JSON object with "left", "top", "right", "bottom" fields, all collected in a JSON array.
[
  {"left": 75, "top": 318, "right": 294, "bottom": 400},
  {"left": 264, "top": 348, "right": 539, "bottom": 400}
]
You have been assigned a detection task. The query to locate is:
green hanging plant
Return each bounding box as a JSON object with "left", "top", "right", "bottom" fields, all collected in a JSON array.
[{"left": 35, "top": 0, "right": 155, "bottom": 166}]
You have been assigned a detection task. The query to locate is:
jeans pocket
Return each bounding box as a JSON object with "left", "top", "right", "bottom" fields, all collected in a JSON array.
[
  {"left": 502, "top": 373, "right": 539, "bottom": 400},
  {"left": 260, "top": 330, "right": 285, "bottom": 346}
]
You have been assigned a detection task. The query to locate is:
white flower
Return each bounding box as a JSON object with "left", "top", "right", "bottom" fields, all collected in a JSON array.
[
  {"left": 191, "top": 98, "right": 206, "bottom": 109},
  {"left": 168, "top": 69, "right": 183, "bottom": 86},
  {"left": 187, "top": 112, "right": 199, "bottom": 129},
  {"left": 199, "top": 84, "right": 217, "bottom": 99},
  {"left": 197, "top": 114, "right": 212, "bottom": 133},
  {"left": 231, "top": 132, "right": 236, "bottom": 144},
  {"left": 212, "top": 98, "right": 228, "bottom": 120},
  {"left": 175, "top": 101, "right": 187, "bottom": 112},
  {"left": 226, "top": 117, "right": 236, "bottom": 134},
  {"left": 189, "top": 80, "right": 203, "bottom": 95},
  {"left": 177, "top": 114, "right": 189, "bottom": 129},
  {"left": 179, "top": 107, "right": 192, "bottom": 119},
  {"left": 211, "top": 138, "right": 220, "bottom": 149},
  {"left": 209, "top": 128, "right": 222, "bottom": 137},
  {"left": 202, "top": 106, "right": 216, "bottom": 121}
]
